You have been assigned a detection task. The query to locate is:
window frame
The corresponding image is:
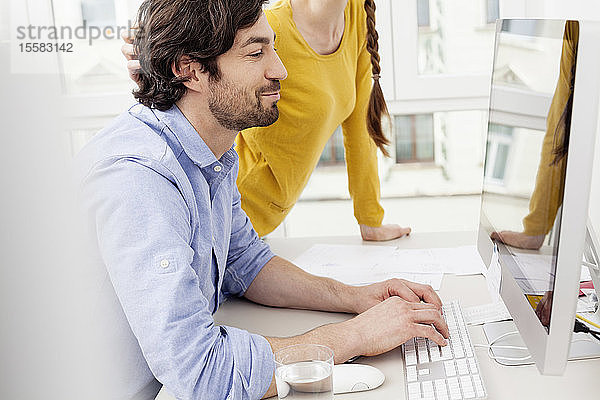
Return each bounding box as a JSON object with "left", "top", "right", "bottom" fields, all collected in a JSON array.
[{"left": 393, "top": 114, "right": 436, "bottom": 164}]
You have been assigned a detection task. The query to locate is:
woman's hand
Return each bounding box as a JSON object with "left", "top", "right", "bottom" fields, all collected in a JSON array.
[
  {"left": 490, "top": 231, "right": 545, "bottom": 250},
  {"left": 360, "top": 224, "right": 411, "bottom": 241},
  {"left": 120, "top": 31, "right": 141, "bottom": 84}
]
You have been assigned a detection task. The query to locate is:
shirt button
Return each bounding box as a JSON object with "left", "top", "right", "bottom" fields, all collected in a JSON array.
[
  {"left": 160, "top": 259, "right": 169, "bottom": 269},
  {"left": 213, "top": 165, "right": 222, "bottom": 172}
]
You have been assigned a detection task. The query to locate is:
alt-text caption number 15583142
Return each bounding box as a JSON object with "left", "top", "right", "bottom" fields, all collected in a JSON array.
[{"left": 19, "top": 43, "right": 74, "bottom": 53}]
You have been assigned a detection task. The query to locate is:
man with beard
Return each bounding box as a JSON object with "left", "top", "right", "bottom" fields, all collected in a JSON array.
[{"left": 76, "top": 0, "right": 448, "bottom": 399}]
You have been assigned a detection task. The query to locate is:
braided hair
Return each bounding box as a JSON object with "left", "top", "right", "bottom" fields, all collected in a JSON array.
[{"left": 364, "top": 0, "right": 391, "bottom": 156}]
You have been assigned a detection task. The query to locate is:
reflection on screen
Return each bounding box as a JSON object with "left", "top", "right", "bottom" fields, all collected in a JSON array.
[{"left": 481, "top": 20, "right": 579, "bottom": 330}]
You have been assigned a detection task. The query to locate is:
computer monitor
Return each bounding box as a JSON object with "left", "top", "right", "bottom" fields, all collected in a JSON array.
[{"left": 477, "top": 19, "right": 600, "bottom": 375}]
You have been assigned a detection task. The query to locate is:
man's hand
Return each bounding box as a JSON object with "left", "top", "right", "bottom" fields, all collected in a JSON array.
[
  {"left": 263, "top": 296, "right": 449, "bottom": 398},
  {"left": 120, "top": 31, "right": 141, "bottom": 84},
  {"left": 350, "top": 297, "right": 450, "bottom": 356},
  {"left": 360, "top": 224, "right": 411, "bottom": 241},
  {"left": 490, "top": 230, "right": 545, "bottom": 250},
  {"left": 350, "top": 278, "right": 443, "bottom": 314}
]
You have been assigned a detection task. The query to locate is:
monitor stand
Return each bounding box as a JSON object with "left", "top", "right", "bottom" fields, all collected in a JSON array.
[
  {"left": 483, "top": 221, "right": 600, "bottom": 366},
  {"left": 482, "top": 320, "right": 600, "bottom": 366}
]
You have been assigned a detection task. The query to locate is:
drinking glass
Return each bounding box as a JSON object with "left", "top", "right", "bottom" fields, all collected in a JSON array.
[{"left": 274, "top": 344, "right": 334, "bottom": 400}]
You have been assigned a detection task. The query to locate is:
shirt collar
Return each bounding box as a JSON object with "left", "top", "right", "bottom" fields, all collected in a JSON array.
[{"left": 150, "top": 105, "right": 220, "bottom": 168}]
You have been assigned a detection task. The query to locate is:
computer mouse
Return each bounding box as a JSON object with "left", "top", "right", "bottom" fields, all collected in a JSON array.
[{"left": 333, "top": 364, "right": 385, "bottom": 394}]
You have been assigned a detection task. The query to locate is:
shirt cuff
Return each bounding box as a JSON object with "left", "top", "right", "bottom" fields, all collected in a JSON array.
[{"left": 224, "top": 326, "right": 275, "bottom": 400}]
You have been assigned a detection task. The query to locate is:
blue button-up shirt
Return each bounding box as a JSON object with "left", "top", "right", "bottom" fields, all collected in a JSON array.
[{"left": 76, "top": 104, "right": 276, "bottom": 400}]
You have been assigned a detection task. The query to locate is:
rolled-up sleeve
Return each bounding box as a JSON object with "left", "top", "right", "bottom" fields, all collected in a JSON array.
[{"left": 80, "top": 157, "right": 274, "bottom": 400}]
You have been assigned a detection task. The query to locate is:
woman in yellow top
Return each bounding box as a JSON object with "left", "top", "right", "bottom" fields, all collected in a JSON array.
[
  {"left": 491, "top": 22, "right": 578, "bottom": 250},
  {"left": 124, "top": 0, "right": 410, "bottom": 241}
]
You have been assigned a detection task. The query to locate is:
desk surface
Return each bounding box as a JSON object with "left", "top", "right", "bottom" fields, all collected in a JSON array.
[{"left": 213, "top": 232, "right": 600, "bottom": 400}]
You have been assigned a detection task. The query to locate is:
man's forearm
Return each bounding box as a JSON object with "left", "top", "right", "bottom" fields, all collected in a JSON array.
[{"left": 244, "top": 256, "right": 362, "bottom": 314}]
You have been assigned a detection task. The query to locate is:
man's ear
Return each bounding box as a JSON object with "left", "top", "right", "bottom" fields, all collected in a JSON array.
[{"left": 172, "top": 56, "right": 207, "bottom": 90}]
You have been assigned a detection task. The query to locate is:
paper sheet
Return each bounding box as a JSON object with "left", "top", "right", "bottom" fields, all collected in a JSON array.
[
  {"left": 464, "top": 301, "right": 511, "bottom": 325},
  {"left": 486, "top": 246, "right": 502, "bottom": 303},
  {"left": 293, "top": 244, "right": 487, "bottom": 290}
]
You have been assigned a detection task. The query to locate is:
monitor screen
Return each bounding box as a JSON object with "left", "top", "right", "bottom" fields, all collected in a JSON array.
[{"left": 481, "top": 20, "right": 578, "bottom": 331}]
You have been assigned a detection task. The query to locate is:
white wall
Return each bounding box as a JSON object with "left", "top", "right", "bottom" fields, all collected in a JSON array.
[{"left": 501, "top": 0, "right": 600, "bottom": 20}]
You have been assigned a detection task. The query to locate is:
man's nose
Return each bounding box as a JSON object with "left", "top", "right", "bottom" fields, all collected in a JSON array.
[{"left": 266, "top": 51, "right": 287, "bottom": 81}]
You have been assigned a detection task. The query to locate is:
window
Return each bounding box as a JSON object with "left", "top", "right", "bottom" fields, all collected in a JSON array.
[
  {"left": 417, "top": 0, "right": 431, "bottom": 27},
  {"left": 394, "top": 114, "right": 435, "bottom": 163},
  {"left": 318, "top": 126, "right": 345, "bottom": 166},
  {"left": 416, "top": 0, "right": 496, "bottom": 75},
  {"left": 486, "top": 0, "right": 500, "bottom": 24},
  {"left": 81, "top": 0, "right": 116, "bottom": 28},
  {"left": 484, "top": 123, "right": 513, "bottom": 183}
]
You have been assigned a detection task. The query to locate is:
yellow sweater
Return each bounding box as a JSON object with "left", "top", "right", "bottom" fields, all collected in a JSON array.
[
  {"left": 522, "top": 22, "right": 578, "bottom": 235},
  {"left": 235, "top": 0, "right": 384, "bottom": 236}
]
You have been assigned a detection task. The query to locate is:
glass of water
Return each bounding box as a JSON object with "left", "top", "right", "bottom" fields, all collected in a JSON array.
[{"left": 274, "top": 344, "right": 334, "bottom": 400}]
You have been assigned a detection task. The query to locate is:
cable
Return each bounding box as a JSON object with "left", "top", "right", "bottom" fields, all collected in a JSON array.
[
  {"left": 582, "top": 260, "right": 597, "bottom": 269},
  {"left": 474, "top": 331, "right": 532, "bottom": 362},
  {"left": 574, "top": 319, "right": 600, "bottom": 342},
  {"left": 474, "top": 330, "right": 597, "bottom": 362},
  {"left": 576, "top": 313, "right": 600, "bottom": 330}
]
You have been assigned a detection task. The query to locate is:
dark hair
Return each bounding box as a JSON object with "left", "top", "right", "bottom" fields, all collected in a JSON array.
[
  {"left": 551, "top": 22, "right": 579, "bottom": 166},
  {"left": 133, "top": 0, "right": 268, "bottom": 110},
  {"left": 364, "top": 0, "right": 391, "bottom": 156}
]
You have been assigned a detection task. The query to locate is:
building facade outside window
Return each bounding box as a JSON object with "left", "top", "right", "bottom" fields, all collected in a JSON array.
[
  {"left": 394, "top": 114, "right": 435, "bottom": 164},
  {"left": 484, "top": 123, "right": 513, "bottom": 184},
  {"left": 318, "top": 126, "right": 345, "bottom": 166}
]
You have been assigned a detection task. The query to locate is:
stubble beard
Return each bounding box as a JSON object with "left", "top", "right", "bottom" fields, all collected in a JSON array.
[{"left": 208, "top": 78, "right": 280, "bottom": 132}]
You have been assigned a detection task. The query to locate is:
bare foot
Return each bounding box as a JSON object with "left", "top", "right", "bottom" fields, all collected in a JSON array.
[{"left": 490, "top": 231, "right": 545, "bottom": 250}]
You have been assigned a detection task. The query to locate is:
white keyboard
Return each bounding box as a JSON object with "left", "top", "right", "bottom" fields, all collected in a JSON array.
[{"left": 401, "top": 301, "right": 487, "bottom": 400}]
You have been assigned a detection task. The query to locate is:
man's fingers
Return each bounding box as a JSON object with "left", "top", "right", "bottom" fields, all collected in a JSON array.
[
  {"left": 387, "top": 281, "right": 420, "bottom": 303},
  {"left": 412, "top": 309, "right": 449, "bottom": 338},
  {"left": 408, "top": 302, "right": 439, "bottom": 310},
  {"left": 403, "top": 281, "right": 443, "bottom": 308},
  {"left": 414, "top": 324, "right": 447, "bottom": 346}
]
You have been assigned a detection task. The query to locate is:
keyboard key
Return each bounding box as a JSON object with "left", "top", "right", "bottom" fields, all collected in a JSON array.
[
  {"left": 418, "top": 349, "right": 430, "bottom": 363},
  {"left": 468, "top": 358, "right": 478, "bottom": 373},
  {"left": 473, "top": 375, "right": 485, "bottom": 397},
  {"left": 466, "top": 345, "right": 474, "bottom": 357},
  {"left": 456, "top": 358, "right": 469, "bottom": 375},
  {"left": 408, "top": 381, "right": 421, "bottom": 400},
  {"left": 406, "top": 365, "right": 418, "bottom": 382},
  {"left": 434, "top": 379, "right": 448, "bottom": 400},
  {"left": 454, "top": 347, "right": 465, "bottom": 358},
  {"left": 460, "top": 376, "right": 475, "bottom": 398},
  {"left": 450, "top": 388, "right": 462, "bottom": 400},
  {"left": 440, "top": 345, "right": 452, "bottom": 359},
  {"left": 422, "top": 381, "right": 434, "bottom": 396},
  {"left": 444, "top": 360, "right": 456, "bottom": 376},
  {"left": 407, "top": 382, "right": 420, "bottom": 394},
  {"left": 403, "top": 301, "right": 486, "bottom": 400}
]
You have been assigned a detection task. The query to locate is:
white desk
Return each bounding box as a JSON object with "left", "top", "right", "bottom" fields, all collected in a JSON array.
[{"left": 212, "top": 232, "right": 600, "bottom": 399}]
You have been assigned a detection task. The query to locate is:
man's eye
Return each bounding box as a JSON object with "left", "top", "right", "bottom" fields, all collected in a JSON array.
[{"left": 249, "top": 51, "right": 263, "bottom": 58}]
